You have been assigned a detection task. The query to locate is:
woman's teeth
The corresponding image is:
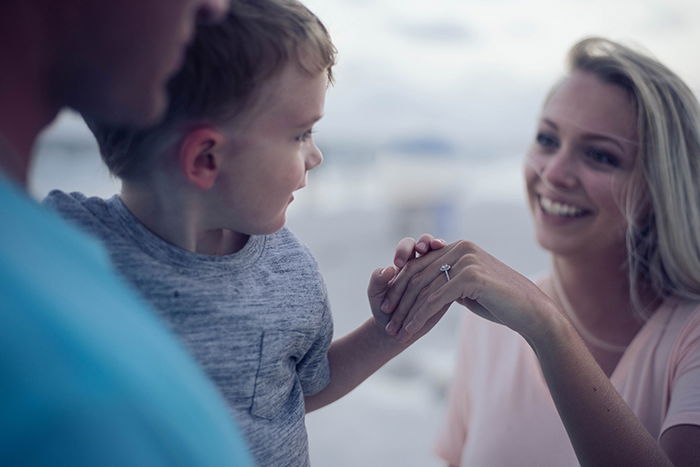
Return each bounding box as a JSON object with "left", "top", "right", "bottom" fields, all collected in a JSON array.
[{"left": 540, "top": 196, "right": 585, "bottom": 217}]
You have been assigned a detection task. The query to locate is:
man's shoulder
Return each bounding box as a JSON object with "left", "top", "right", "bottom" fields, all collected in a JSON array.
[
  {"left": 1, "top": 182, "right": 108, "bottom": 269},
  {"left": 43, "top": 189, "right": 105, "bottom": 218},
  {"left": 42, "top": 190, "right": 117, "bottom": 238}
]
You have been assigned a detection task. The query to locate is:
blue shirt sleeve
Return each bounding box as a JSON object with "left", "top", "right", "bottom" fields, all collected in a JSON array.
[{"left": 0, "top": 177, "right": 253, "bottom": 466}]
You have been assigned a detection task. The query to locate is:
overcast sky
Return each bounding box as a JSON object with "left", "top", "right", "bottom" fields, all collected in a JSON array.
[
  {"left": 301, "top": 0, "right": 700, "bottom": 159},
  {"left": 40, "top": 0, "right": 700, "bottom": 168}
]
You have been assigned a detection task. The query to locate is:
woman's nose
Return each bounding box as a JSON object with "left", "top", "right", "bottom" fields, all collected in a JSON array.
[{"left": 539, "top": 149, "right": 577, "bottom": 189}]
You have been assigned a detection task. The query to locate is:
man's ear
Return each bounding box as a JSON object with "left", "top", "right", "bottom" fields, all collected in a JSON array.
[{"left": 178, "top": 127, "right": 225, "bottom": 190}]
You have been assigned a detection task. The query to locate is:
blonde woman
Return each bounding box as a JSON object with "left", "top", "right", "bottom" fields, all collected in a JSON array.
[{"left": 382, "top": 38, "right": 700, "bottom": 465}]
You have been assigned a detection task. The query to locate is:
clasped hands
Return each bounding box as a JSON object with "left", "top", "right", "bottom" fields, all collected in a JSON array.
[{"left": 368, "top": 234, "right": 556, "bottom": 344}]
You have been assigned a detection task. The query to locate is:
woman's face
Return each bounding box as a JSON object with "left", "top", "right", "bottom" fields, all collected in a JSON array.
[{"left": 524, "top": 70, "right": 639, "bottom": 259}]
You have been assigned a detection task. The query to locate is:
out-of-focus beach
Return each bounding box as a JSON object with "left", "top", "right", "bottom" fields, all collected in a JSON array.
[{"left": 32, "top": 112, "right": 548, "bottom": 467}]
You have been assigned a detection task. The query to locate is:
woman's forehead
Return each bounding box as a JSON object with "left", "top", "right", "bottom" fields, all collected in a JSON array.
[{"left": 542, "top": 70, "right": 638, "bottom": 145}]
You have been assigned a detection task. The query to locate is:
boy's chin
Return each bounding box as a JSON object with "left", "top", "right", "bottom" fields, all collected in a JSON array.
[{"left": 246, "top": 217, "right": 287, "bottom": 236}]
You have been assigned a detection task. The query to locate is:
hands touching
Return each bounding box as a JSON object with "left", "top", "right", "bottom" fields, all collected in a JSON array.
[
  {"left": 367, "top": 234, "right": 448, "bottom": 338},
  {"left": 380, "top": 240, "right": 557, "bottom": 343}
]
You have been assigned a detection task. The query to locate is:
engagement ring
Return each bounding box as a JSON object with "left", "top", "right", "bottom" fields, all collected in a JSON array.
[{"left": 440, "top": 264, "right": 451, "bottom": 281}]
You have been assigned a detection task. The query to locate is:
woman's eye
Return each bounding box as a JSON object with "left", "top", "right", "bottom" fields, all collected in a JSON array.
[
  {"left": 586, "top": 148, "right": 620, "bottom": 168},
  {"left": 536, "top": 132, "right": 558, "bottom": 148}
]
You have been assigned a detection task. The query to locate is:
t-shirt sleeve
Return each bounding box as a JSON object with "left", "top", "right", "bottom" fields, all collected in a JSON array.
[
  {"left": 297, "top": 293, "right": 333, "bottom": 396},
  {"left": 661, "top": 310, "right": 700, "bottom": 434},
  {"left": 434, "top": 316, "right": 472, "bottom": 466}
]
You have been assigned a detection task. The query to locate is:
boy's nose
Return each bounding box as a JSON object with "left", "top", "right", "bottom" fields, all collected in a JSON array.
[{"left": 306, "top": 143, "right": 323, "bottom": 170}]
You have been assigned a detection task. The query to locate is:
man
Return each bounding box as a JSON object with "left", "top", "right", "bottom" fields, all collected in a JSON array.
[{"left": 0, "top": 1, "right": 252, "bottom": 465}]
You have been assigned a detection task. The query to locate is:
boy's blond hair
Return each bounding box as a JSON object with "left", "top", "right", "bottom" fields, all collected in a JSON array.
[{"left": 88, "top": 0, "right": 336, "bottom": 180}]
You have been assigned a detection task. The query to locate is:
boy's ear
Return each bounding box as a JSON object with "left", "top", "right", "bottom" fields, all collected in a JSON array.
[{"left": 178, "top": 127, "right": 225, "bottom": 190}]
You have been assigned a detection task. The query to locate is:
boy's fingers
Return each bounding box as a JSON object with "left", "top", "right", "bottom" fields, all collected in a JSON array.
[
  {"left": 415, "top": 233, "right": 435, "bottom": 254},
  {"left": 368, "top": 266, "right": 397, "bottom": 328},
  {"left": 393, "top": 233, "right": 443, "bottom": 268},
  {"left": 368, "top": 266, "right": 396, "bottom": 295},
  {"left": 393, "top": 237, "right": 417, "bottom": 268},
  {"left": 430, "top": 238, "right": 447, "bottom": 250}
]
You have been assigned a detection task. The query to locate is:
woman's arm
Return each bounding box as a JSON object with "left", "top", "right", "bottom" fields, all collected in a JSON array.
[
  {"left": 382, "top": 240, "right": 697, "bottom": 466},
  {"left": 532, "top": 308, "right": 673, "bottom": 466}
]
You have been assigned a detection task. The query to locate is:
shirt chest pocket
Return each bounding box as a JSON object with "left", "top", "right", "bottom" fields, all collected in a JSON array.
[
  {"left": 250, "top": 329, "right": 312, "bottom": 420},
  {"left": 194, "top": 328, "right": 317, "bottom": 420}
]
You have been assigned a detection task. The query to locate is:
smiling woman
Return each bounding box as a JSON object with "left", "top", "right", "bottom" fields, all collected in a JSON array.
[
  {"left": 378, "top": 37, "right": 700, "bottom": 466},
  {"left": 525, "top": 70, "right": 638, "bottom": 262}
]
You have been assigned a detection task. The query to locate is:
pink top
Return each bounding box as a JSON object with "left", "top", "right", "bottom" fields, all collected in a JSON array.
[{"left": 434, "top": 294, "right": 700, "bottom": 466}]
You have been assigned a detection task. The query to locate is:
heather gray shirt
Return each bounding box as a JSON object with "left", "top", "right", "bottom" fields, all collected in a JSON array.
[{"left": 44, "top": 191, "right": 333, "bottom": 467}]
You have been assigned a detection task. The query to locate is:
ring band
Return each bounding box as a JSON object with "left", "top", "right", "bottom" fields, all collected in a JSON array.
[{"left": 440, "top": 264, "right": 451, "bottom": 281}]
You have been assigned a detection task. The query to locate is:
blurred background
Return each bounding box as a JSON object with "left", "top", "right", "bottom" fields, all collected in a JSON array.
[{"left": 30, "top": 0, "right": 700, "bottom": 465}]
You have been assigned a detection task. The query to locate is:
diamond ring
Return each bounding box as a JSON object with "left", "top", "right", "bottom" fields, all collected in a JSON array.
[{"left": 440, "top": 264, "right": 451, "bottom": 281}]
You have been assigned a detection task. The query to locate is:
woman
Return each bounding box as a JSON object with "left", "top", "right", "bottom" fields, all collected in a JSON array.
[{"left": 381, "top": 37, "right": 700, "bottom": 465}]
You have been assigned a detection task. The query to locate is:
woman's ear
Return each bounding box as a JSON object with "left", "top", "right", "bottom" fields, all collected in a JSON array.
[{"left": 178, "top": 127, "right": 225, "bottom": 190}]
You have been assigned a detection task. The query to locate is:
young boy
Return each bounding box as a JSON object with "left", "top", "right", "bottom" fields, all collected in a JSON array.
[{"left": 44, "top": 1, "right": 445, "bottom": 465}]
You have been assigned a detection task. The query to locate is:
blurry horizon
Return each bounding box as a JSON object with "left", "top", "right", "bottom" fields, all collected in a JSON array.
[{"left": 34, "top": 0, "right": 700, "bottom": 204}]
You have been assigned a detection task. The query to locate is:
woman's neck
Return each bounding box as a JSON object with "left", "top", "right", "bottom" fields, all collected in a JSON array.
[{"left": 552, "top": 253, "right": 644, "bottom": 347}]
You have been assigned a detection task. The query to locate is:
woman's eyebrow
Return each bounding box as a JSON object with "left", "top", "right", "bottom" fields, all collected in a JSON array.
[{"left": 541, "top": 117, "right": 638, "bottom": 151}]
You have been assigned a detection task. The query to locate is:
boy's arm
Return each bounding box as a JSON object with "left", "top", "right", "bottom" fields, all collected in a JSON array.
[{"left": 305, "top": 235, "right": 447, "bottom": 412}]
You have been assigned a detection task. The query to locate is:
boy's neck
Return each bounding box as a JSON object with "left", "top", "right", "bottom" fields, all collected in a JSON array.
[
  {"left": 121, "top": 183, "right": 249, "bottom": 256},
  {"left": 196, "top": 229, "right": 250, "bottom": 256}
]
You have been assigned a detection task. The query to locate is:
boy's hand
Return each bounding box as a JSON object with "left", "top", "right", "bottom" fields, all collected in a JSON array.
[
  {"left": 368, "top": 266, "right": 398, "bottom": 329},
  {"left": 367, "top": 265, "right": 449, "bottom": 340},
  {"left": 368, "top": 233, "right": 446, "bottom": 331},
  {"left": 393, "top": 233, "right": 447, "bottom": 268}
]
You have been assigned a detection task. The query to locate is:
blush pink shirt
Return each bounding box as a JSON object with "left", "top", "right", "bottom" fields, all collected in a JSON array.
[{"left": 434, "top": 294, "right": 700, "bottom": 466}]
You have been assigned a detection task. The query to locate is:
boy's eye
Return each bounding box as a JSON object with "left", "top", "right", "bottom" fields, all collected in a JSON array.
[
  {"left": 296, "top": 129, "right": 314, "bottom": 142},
  {"left": 536, "top": 132, "right": 558, "bottom": 148},
  {"left": 585, "top": 148, "right": 620, "bottom": 168}
]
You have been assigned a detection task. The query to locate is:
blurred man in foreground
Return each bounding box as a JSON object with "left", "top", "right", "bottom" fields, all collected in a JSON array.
[{"left": 0, "top": 1, "right": 253, "bottom": 465}]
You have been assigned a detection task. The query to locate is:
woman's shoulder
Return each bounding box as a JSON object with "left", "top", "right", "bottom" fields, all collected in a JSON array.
[
  {"left": 531, "top": 270, "right": 552, "bottom": 292},
  {"left": 644, "top": 299, "right": 700, "bottom": 357},
  {"left": 659, "top": 298, "right": 700, "bottom": 326},
  {"left": 669, "top": 299, "right": 700, "bottom": 338}
]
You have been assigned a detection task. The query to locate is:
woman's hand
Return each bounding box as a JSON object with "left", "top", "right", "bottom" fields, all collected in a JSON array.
[{"left": 381, "top": 240, "right": 558, "bottom": 342}]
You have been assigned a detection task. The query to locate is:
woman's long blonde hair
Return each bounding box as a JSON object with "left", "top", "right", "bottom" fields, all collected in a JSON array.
[{"left": 568, "top": 37, "right": 700, "bottom": 316}]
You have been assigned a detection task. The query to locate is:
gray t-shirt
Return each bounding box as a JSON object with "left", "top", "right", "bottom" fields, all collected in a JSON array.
[{"left": 44, "top": 191, "right": 333, "bottom": 467}]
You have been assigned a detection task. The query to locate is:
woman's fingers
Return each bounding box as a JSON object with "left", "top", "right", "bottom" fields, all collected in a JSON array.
[
  {"left": 384, "top": 243, "right": 466, "bottom": 334},
  {"left": 385, "top": 241, "right": 464, "bottom": 311},
  {"left": 396, "top": 262, "right": 477, "bottom": 341}
]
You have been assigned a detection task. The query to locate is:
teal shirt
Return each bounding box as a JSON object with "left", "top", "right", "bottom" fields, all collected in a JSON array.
[{"left": 0, "top": 176, "right": 253, "bottom": 466}]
